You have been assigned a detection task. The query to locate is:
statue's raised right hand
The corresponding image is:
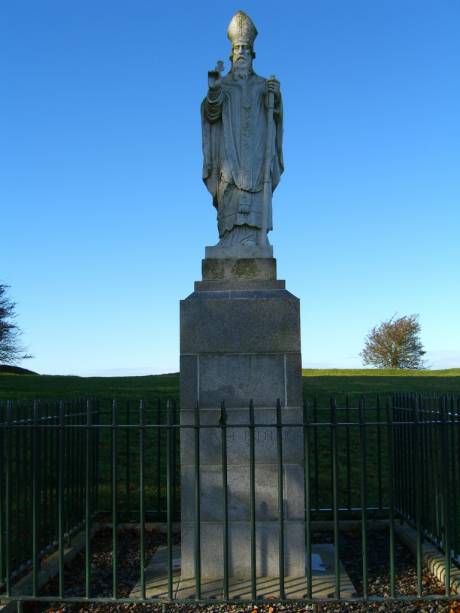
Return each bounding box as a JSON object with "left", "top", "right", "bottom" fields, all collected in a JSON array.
[
  {"left": 208, "top": 70, "right": 221, "bottom": 90},
  {"left": 208, "top": 61, "right": 224, "bottom": 90}
]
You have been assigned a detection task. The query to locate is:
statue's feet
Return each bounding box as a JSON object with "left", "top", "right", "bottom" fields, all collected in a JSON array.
[{"left": 218, "top": 226, "right": 270, "bottom": 248}]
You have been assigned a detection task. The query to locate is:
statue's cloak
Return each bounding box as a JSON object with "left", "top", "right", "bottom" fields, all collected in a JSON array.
[{"left": 201, "top": 72, "right": 283, "bottom": 236}]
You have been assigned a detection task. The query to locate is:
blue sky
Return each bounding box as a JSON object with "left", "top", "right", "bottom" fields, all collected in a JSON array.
[{"left": 1, "top": 0, "right": 459, "bottom": 376}]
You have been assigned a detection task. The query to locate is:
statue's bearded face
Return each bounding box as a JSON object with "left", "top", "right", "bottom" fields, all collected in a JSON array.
[{"left": 232, "top": 43, "right": 253, "bottom": 79}]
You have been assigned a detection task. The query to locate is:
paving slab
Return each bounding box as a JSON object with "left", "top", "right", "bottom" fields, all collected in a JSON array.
[{"left": 130, "top": 543, "right": 355, "bottom": 600}]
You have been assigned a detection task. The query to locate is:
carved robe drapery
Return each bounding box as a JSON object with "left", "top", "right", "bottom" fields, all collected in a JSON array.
[{"left": 201, "top": 72, "right": 284, "bottom": 242}]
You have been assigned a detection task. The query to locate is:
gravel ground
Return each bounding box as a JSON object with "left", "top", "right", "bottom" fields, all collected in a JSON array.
[
  {"left": 18, "top": 526, "right": 460, "bottom": 613},
  {"left": 313, "top": 528, "right": 446, "bottom": 598}
]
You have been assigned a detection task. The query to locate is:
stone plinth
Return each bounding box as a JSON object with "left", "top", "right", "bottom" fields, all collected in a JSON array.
[
  {"left": 180, "top": 254, "right": 303, "bottom": 580},
  {"left": 202, "top": 257, "right": 276, "bottom": 281},
  {"left": 205, "top": 244, "right": 273, "bottom": 260}
]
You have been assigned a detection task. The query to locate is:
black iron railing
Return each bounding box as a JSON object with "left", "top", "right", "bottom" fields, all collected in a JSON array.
[
  {"left": 393, "top": 393, "right": 460, "bottom": 585},
  {"left": 0, "top": 394, "right": 459, "bottom": 609}
]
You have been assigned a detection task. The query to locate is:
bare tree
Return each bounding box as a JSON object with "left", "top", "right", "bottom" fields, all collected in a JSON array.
[
  {"left": 0, "top": 284, "right": 32, "bottom": 364},
  {"left": 361, "top": 314, "right": 426, "bottom": 369}
]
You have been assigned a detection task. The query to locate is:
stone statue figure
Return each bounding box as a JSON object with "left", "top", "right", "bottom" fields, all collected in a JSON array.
[{"left": 201, "top": 11, "right": 284, "bottom": 250}]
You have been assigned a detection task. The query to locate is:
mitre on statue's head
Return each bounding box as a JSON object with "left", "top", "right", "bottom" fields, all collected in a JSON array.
[{"left": 227, "top": 11, "right": 258, "bottom": 49}]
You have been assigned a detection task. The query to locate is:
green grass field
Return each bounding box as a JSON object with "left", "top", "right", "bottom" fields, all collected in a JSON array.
[
  {"left": 1, "top": 367, "right": 458, "bottom": 562},
  {"left": 301, "top": 368, "right": 460, "bottom": 405},
  {"left": 0, "top": 372, "right": 179, "bottom": 401},
  {"left": 1, "top": 368, "right": 459, "bottom": 404}
]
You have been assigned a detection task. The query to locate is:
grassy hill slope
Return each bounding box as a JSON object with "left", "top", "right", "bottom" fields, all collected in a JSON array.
[
  {"left": 0, "top": 373, "right": 179, "bottom": 401},
  {"left": 301, "top": 368, "right": 460, "bottom": 405},
  {"left": 1, "top": 369, "right": 458, "bottom": 404}
]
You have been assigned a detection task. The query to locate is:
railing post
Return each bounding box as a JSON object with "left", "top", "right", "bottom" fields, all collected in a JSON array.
[
  {"left": 376, "top": 394, "right": 383, "bottom": 510},
  {"left": 331, "top": 397, "right": 340, "bottom": 599},
  {"left": 413, "top": 395, "right": 422, "bottom": 597},
  {"left": 359, "top": 397, "right": 368, "bottom": 600},
  {"left": 456, "top": 396, "right": 460, "bottom": 560},
  {"left": 386, "top": 397, "right": 396, "bottom": 598},
  {"left": 156, "top": 399, "right": 162, "bottom": 520},
  {"left": 58, "top": 400, "right": 65, "bottom": 599},
  {"left": 125, "top": 400, "right": 131, "bottom": 518},
  {"left": 68, "top": 402, "right": 77, "bottom": 546},
  {"left": 0, "top": 402, "right": 4, "bottom": 587},
  {"left": 276, "top": 398, "right": 285, "bottom": 599},
  {"left": 345, "top": 395, "right": 351, "bottom": 510},
  {"left": 220, "top": 400, "right": 229, "bottom": 600},
  {"left": 249, "top": 399, "right": 256, "bottom": 600},
  {"left": 166, "top": 399, "right": 173, "bottom": 600},
  {"left": 77, "top": 401, "right": 84, "bottom": 535},
  {"left": 313, "top": 397, "right": 319, "bottom": 511},
  {"left": 111, "top": 399, "right": 118, "bottom": 599},
  {"left": 94, "top": 399, "right": 100, "bottom": 514},
  {"left": 139, "top": 399, "right": 146, "bottom": 599},
  {"left": 172, "top": 400, "right": 178, "bottom": 521},
  {"left": 4, "top": 401, "right": 12, "bottom": 597},
  {"left": 449, "top": 395, "right": 457, "bottom": 567},
  {"left": 42, "top": 402, "right": 49, "bottom": 551},
  {"left": 85, "top": 399, "right": 92, "bottom": 598},
  {"left": 434, "top": 396, "right": 443, "bottom": 543},
  {"left": 32, "top": 400, "right": 39, "bottom": 598},
  {"left": 440, "top": 397, "right": 451, "bottom": 596},
  {"left": 194, "top": 401, "right": 201, "bottom": 599},
  {"left": 303, "top": 399, "right": 312, "bottom": 599}
]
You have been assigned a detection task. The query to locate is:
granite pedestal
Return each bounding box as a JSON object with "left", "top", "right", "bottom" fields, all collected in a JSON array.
[{"left": 180, "top": 249, "right": 304, "bottom": 580}]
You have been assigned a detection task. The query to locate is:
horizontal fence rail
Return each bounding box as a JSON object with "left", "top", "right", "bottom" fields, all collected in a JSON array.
[{"left": 0, "top": 394, "right": 459, "bottom": 608}]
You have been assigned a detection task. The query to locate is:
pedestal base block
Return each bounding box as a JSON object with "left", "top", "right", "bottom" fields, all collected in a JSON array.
[{"left": 180, "top": 256, "right": 303, "bottom": 581}]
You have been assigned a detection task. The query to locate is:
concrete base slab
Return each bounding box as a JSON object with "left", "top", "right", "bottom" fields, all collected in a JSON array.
[
  {"left": 396, "top": 523, "right": 460, "bottom": 594},
  {"left": 130, "top": 543, "right": 355, "bottom": 600},
  {"left": 0, "top": 525, "right": 100, "bottom": 612}
]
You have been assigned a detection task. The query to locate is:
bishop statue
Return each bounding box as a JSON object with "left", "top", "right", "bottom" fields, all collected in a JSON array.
[{"left": 201, "top": 11, "right": 284, "bottom": 250}]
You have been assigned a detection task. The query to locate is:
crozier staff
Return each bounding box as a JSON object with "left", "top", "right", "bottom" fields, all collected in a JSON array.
[{"left": 201, "top": 10, "right": 284, "bottom": 249}]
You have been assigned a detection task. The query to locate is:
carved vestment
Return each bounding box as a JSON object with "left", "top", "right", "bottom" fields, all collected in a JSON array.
[{"left": 201, "top": 72, "right": 283, "bottom": 241}]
